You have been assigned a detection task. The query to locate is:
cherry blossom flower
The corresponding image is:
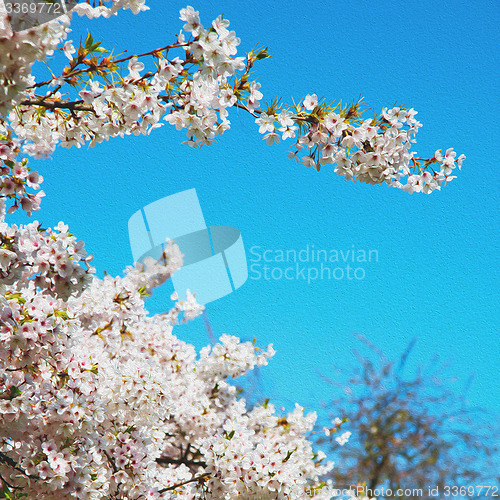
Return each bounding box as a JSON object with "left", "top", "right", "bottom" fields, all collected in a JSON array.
[
  {"left": 336, "top": 431, "right": 352, "bottom": 446},
  {"left": 255, "top": 113, "right": 276, "bottom": 134},
  {"left": 303, "top": 93, "right": 318, "bottom": 111}
]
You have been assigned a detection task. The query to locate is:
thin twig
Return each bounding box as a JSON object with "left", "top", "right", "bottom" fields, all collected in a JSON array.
[{"left": 158, "top": 472, "right": 210, "bottom": 493}]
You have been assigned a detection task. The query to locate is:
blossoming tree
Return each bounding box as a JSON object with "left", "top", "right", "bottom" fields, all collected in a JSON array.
[{"left": 0, "top": 1, "right": 464, "bottom": 498}]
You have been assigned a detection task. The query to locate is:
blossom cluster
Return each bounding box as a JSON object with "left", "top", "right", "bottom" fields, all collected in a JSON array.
[
  {"left": 0, "top": 2, "right": 465, "bottom": 217},
  {"left": 0, "top": 10, "right": 67, "bottom": 114},
  {"left": 0, "top": 202, "right": 350, "bottom": 499},
  {"left": 0, "top": 7, "right": 69, "bottom": 215},
  {"left": 73, "top": 0, "right": 149, "bottom": 18},
  {"left": 1, "top": 4, "right": 255, "bottom": 217},
  {"left": 256, "top": 94, "right": 465, "bottom": 193},
  {"left": 8, "top": 6, "right": 248, "bottom": 155},
  {"left": 0, "top": 120, "right": 45, "bottom": 216}
]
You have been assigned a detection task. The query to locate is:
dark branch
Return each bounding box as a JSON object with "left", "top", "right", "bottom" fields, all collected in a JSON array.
[
  {"left": 158, "top": 472, "right": 210, "bottom": 494},
  {"left": 29, "top": 42, "right": 190, "bottom": 89},
  {"left": 19, "top": 99, "right": 93, "bottom": 112},
  {"left": 156, "top": 456, "right": 206, "bottom": 467},
  {"left": 0, "top": 451, "right": 38, "bottom": 480}
]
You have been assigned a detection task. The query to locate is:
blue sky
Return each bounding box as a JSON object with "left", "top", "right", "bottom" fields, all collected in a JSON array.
[{"left": 10, "top": 0, "right": 499, "bottom": 443}]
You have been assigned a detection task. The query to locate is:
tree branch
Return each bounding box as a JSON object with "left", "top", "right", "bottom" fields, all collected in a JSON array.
[
  {"left": 29, "top": 42, "right": 190, "bottom": 90},
  {"left": 19, "top": 99, "right": 94, "bottom": 112},
  {"left": 158, "top": 472, "right": 210, "bottom": 494},
  {"left": 0, "top": 451, "right": 37, "bottom": 480},
  {"left": 156, "top": 456, "right": 206, "bottom": 467}
]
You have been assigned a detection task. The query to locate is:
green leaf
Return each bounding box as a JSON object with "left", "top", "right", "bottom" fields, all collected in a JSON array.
[
  {"left": 283, "top": 447, "right": 296, "bottom": 462},
  {"left": 2, "top": 486, "right": 14, "bottom": 499},
  {"left": 89, "top": 40, "right": 109, "bottom": 54},
  {"left": 226, "top": 430, "right": 235, "bottom": 440},
  {"left": 9, "top": 385, "right": 21, "bottom": 399},
  {"left": 255, "top": 46, "right": 271, "bottom": 60},
  {"left": 84, "top": 32, "right": 94, "bottom": 51},
  {"left": 5, "top": 292, "right": 25, "bottom": 303},
  {"left": 55, "top": 310, "right": 69, "bottom": 320}
]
